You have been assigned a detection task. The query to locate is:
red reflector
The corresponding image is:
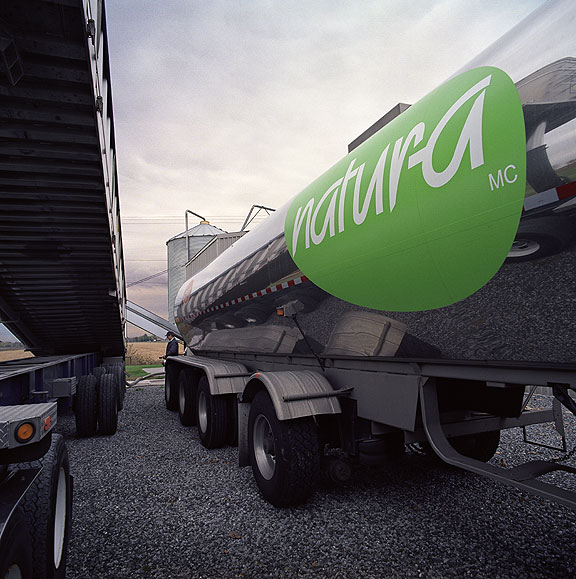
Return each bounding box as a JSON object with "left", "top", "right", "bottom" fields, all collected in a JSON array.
[{"left": 557, "top": 180, "right": 576, "bottom": 200}]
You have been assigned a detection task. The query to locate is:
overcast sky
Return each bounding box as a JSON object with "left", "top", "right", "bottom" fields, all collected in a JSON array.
[{"left": 1, "top": 0, "right": 546, "bottom": 342}]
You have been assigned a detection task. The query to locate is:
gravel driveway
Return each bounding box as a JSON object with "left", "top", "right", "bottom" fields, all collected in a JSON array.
[{"left": 56, "top": 382, "right": 576, "bottom": 578}]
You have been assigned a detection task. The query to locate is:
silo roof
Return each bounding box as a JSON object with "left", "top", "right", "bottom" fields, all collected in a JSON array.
[{"left": 166, "top": 222, "right": 227, "bottom": 243}]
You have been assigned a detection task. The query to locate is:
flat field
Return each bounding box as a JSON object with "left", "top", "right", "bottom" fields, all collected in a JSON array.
[
  {"left": 0, "top": 344, "right": 174, "bottom": 365},
  {"left": 0, "top": 349, "right": 34, "bottom": 362},
  {"left": 126, "top": 341, "right": 170, "bottom": 365}
]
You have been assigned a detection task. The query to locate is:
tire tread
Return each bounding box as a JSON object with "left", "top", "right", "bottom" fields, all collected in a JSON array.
[
  {"left": 18, "top": 433, "right": 71, "bottom": 579},
  {"left": 75, "top": 375, "right": 97, "bottom": 437},
  {"left": 197, "top": 377, "right": 229, "bottom": 448},
  {"left": 249, "top": 390, "right": 319, "bottom": 507},
  {"left": 98, "top": 373, "right": 118, "bottom": 435}
]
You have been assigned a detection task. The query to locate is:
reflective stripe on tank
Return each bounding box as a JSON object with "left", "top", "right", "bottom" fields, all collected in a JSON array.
[
  {"left": 524, "top": 181, "right": 576, "bottom": 211},
  {"left": 201, "top": 275, "right": 309, "bottom": 316}
]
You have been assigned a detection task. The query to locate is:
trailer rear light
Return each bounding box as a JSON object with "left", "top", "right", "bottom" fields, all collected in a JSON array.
[{"left": 15, "top": 421, "right": 35, "bottom": 443}]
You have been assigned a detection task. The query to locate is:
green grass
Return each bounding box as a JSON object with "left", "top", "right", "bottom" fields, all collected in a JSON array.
[{"left": 126, "top": 365, "right": 165, "bottom": 379}]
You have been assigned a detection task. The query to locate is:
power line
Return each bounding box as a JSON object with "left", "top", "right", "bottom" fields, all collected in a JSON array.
[{"left": 127, "top": 269, "right": 168, "bottom": 287}]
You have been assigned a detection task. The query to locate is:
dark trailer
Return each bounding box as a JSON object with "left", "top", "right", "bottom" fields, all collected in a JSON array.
[{"left": 0, "top": 1, "right": 126, "bottom": 576}]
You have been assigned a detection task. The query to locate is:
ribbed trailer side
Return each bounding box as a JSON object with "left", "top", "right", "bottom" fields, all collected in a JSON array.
[{"left": 0, "top": 0, "right": 125, "bottom": 357}]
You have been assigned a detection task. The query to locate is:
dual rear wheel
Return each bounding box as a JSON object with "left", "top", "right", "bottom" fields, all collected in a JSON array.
[
  {"left": 75, "top": 369, "right": 121, "bottom": 437},
  {"left": 166, "top": 370, "right": 236, "bottom": 448},
  {"left": 165, "top": 368, "right": 320, "bottom": 506}
]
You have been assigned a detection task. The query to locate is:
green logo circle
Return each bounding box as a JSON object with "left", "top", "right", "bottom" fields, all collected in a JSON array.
[{"left": 285, "top": 66, "right": 526, "bottom": 311}]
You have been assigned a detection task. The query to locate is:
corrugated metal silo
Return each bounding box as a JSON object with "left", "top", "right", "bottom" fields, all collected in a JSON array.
[{"left": 166, "top": 221, "right": 226, "bottom": 323}]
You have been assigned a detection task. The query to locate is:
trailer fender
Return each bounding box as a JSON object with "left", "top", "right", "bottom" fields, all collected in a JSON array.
[
  {"left": 238, "top": 370, "right": 342, "bottom": 467},
  {"left": 166, "top": 355, "right": 249, "bottom": 395}
]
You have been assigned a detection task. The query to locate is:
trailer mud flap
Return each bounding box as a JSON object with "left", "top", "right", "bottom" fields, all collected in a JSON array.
[{"left": 420, "top": 379, "right": 576, "bottom": 510}]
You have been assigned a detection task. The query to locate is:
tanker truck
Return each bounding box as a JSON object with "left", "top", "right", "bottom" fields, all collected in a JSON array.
[{"left": 165, "top": 0, "right": 576, "bottom": 508}]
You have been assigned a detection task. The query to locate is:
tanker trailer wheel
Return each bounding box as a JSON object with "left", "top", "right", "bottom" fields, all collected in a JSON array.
[
  {"left": 98, "top": 374, "right": 118, "bottom": 435},
  {"left": 507, "top": 216, "right": 573, "bottom": 261},
  {"left": 450, "top": 430, "right": 501, "bottom": 462},
  {"left": 20, "top": 433, "right": 72, "bottom": 579},
  {"left": 178, "top": 370, "right": 197, "bottom": 426},
  {"left": 75, "top": 375, "right": 98, "bottom": 437},
  {"left": 0, "top": 507, "right": 33, "bottom": 579},
  {"left": 196, "top": 376, "right": 229, "bottom": 448},
  {"left": 164, "top": 364, "right": 179, "bottom": 411},
  {"left": 248, "top": 390, "right": 320, "bottom": 507}
]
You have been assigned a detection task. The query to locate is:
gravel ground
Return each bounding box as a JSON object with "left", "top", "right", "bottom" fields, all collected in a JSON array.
[{"left": 55, "top": 382, "right": 576, "bottom": 579}]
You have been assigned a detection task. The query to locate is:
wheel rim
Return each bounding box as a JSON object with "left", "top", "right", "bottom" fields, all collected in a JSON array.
[
  {"left": 508, "top": 238, "right": 540, "bottom": 257},
  {"left": 253, "top": 414, "right": 276, "bottom": 480},
  {"left": 5, "top": 565, "right": 22, "bottom": 579},
  {"left": 53, "top": 466, "right": 67, "bottom": 569},
  {"left": 179, "top": 383, "right": 186, "bottom": 414},
  {"left": 198, "top": 390, "right": 208, "bottom": 433}
]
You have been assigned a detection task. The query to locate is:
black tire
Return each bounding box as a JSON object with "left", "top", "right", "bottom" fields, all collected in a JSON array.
[
  {"left": 248, "top": 390, "right": 320, "bottom": 507},
  {"left": 19, "top": 433, "right": 72, "bottom": 579},
  {"left": 196, "top": 376, "right": 228, "bottom": 448},
  {"left": 75, "top": 375, "right": 98, "bottom": 437},
  {"left": 98, "top": 374, "right": 118, "bottom": 435},
  {"left": 450, "top": 430, "right": 501, "bottom": 462},
  {"left": 178, "top": 370, "right": 196, "bottom": 426},
  {"left": 165, "top": 364, "right": 178, "bottom": 411},
  {"left": 0, "top": 507, "right": 33, "bottom": 578},
  {"left": 110, "top": 365, "right": 126, "bottom": 411},
  {"left": 92, "top": 366, "right": 106, "bottom": 379},
  {"left": 227, "top": 395, "right": 239, "bottom": 446}
]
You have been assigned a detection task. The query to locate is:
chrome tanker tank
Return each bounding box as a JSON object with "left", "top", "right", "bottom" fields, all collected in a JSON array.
[{"left": 175, "top": 0, "right": 576, "bottom": 364}]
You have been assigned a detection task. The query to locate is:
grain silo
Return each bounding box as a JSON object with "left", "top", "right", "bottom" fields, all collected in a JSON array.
[{"left": 166, "top": 220, "right": 225, "bottom": 323}]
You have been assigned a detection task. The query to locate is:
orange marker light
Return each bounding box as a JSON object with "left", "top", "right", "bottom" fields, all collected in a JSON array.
[
  {"left": 44, "top": 416, "right": 51, "bottom": 431},
  {"left": 15, "top": 422, "right": 35, "bottom": 443},
  {"left": 276, "top": 308, "right": 284, "bottom": 317}
]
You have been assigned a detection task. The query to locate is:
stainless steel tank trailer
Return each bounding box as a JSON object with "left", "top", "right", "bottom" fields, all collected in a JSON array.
[{"left": 165, "top": 0, "right": 576, "bottom": 508}]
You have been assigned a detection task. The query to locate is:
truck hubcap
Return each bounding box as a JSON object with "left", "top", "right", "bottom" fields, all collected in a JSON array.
[
  {"left": 253, "top": 414, "right": 276, "bottom": 480},
  {"left": 508, "top": 238, "right": 540, "bottom": 257}
]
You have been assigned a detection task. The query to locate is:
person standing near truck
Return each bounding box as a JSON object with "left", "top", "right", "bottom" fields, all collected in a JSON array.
[{"left": 164, "top": 331, "right": 179, "bottom": 359}]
